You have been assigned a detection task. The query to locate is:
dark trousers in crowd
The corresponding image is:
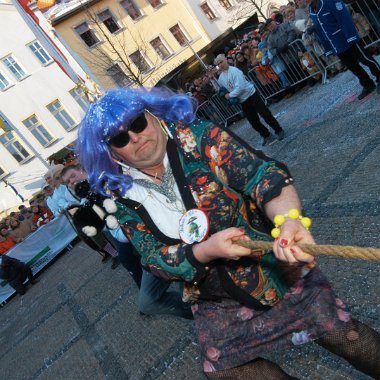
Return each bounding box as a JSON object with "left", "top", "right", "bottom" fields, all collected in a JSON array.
[
  {"left": 117, "top": 242, "right": 143, "bottom": 288},
  {"left": 241, "top": 91, "right": 283, "bottom": 138},
  {"left": 338, "top": 41, "right": 380, "bottom": 89},
  {"left": 12, "top": 266, "right": 36, "bottom": 295},
  {"left": 103, "top": 231, "right": 143, "bottom": 288},
  {"left": 138, "top": 270, "right": 192, "bottom": 319}
]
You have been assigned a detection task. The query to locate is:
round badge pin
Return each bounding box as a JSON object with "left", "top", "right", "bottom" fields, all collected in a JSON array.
[{"left": 179, "top": 209, "right": 210, "bottom": 244}]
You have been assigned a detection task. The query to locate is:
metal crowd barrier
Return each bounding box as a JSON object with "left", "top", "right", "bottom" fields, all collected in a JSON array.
[
  {"left": 196, "top": 0, "right": 379, "bottom": 122},
  {"left": 247, "top": 39, "right": 326, "bottom": 100},
  {"left": 196, "top": 95, "right": 243, "bottom": 126},
  {"left": 248, "top": 0, "right": 380, "bottom": 100},
  {"left": 351, "top": 0, "right": 380, "bottom": 48}
]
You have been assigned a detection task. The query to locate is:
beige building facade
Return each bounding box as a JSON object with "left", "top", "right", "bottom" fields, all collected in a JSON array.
[
  {"left": 0, "top": 0, "right": 89, "bottom": 212},
  {"left": 49, "top": 0, "right": 213, "bottom": 89}
]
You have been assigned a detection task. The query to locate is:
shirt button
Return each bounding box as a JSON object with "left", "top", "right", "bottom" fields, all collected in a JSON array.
[{"left": 205, "top": 266, "right": 209, "bottom": 271}]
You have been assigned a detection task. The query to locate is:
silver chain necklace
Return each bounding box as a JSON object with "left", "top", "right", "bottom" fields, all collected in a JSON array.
[{"left": 134, "top": 166, "right": 185, "bottom": 213}]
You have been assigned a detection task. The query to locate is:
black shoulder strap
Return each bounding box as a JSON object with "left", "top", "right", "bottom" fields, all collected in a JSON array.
[
  {"left": 117, "top": 197, "right": 182, "bottom": 246},
  {"left": 167, "top": 138, "right": 197, "bottom": 210},
  {"left": 216, "top": 265, "right": 271, "bottom": 311}
]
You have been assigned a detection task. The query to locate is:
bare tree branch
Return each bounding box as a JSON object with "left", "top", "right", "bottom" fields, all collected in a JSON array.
[
  {"left": 76, "top": 0, "right": 160, "bottom": 87},
  {"left": 228, "top": 0, "right": 283, "bottom": 25}
]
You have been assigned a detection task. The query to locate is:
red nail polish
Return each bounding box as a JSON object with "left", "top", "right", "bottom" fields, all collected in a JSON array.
[
  {"left": 280, "top": 238, "right": 288, "bottom": 246},
  {"left": 290, "top": 248, "right": 295, "bottom": 254}
]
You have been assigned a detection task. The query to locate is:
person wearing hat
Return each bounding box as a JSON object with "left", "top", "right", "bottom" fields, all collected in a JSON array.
[
  {"left": 266, "top": 18, "right": 297, "bottom": 60},
  {"left": 266, "top": 17, "right": 304, "bottom": 86},
  {"left": 214, "top": 53, "right": 285, "bottom": 146}
]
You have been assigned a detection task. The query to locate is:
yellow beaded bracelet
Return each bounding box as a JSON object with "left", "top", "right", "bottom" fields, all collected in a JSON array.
[{"left": 271, "top": 209, "right": 312, "bottom": 238}]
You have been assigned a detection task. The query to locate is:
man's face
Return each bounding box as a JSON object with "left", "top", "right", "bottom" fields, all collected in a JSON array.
[
  {"left": 109, "top": 112, "right": 168, "bottom": 171},
  {"left": 52, "top": 171, "right": 63, "bottom": 188},
  {"left": 20, "top": 208, "right": 29, "bottom": 216},
  {"left": 62, "top": 169, "right": 88, "bottom": 189},
  {"left": 236, "top": 53, "right": 245, "bottom": 62},
  {"left": 285, "top": 9, "right": 295, "bottom": 21},
  {"left": 44, "top": 187, "right": 53, "bottom": 197},
  {"left": 10, "top": 219, "right": 19, "bottom": 229},
  {"left": 44, "top": 173, "right": 53, "bottom": 187},
  {"left": 267, "top": 21, "right": 277, "bottom": 33},
  {"left": 250, "top": 39, "right": 258, "bottom": 48},
  {"left": 215, "top": 57, "right": 229, "bottom": 71}
]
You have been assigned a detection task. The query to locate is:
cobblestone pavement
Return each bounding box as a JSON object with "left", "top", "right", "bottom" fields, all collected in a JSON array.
[{"left": 1, "top": 64, "right": 379, "bottom": 380}]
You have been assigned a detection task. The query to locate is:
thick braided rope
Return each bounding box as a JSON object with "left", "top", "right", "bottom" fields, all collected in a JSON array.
[{"left": 236, "top": 240, "right": 380, "bottom": 261}]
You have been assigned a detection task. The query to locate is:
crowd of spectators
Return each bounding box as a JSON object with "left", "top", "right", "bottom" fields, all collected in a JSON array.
[
  {"left": 0, "top": 163, "right": 79, "bottom": 258},
  {"left": 182, "top": 0, "right": 379, "bottom": 110},
  {"left": 0, "top": 202, "right": 51, "bottom": 256},
  {"left": 0, "top": 198, "right": 53, "bottom": 295}
]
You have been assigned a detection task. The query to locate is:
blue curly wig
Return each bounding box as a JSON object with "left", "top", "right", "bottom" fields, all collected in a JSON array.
[{"left": 76, "top": 87, "right": 196, "bottom": 196}]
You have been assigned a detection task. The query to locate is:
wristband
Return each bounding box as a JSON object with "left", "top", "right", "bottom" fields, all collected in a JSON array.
[{"left": 271, "top": 209, "right": 312, "bottom": 238}]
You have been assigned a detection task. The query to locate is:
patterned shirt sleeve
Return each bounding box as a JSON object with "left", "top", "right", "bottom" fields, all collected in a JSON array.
[
  {"left": 199, "top": 122, "right": 293, "bottom": 212},
  {"left": 115, "top": 203, "right": 209, "bottom": 282}
]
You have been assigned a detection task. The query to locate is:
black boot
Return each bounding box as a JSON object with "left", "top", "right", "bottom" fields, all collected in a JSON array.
[
  {"left": 357, "top": 83, "right": 376, "bottom": 100},
  {"left": 101, "top": 251, "right": 111, "bottom": 263},
  {"left": 111, "top": 257, "right": 121, "bottom": 269}
]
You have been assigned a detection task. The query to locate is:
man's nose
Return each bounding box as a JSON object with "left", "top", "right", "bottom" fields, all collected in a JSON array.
[{"left": 128, "top": 131, "right": 140, "bottom": 143}]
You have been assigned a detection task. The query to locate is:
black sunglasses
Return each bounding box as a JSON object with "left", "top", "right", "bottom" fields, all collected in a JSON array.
[{"left": 106, "top": 113, "right": 148, "bottom": 148}]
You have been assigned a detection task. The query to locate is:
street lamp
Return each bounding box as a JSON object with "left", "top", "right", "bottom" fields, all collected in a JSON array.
[{"left": 2, "top": 179, "right": 25, "bottom": 203}]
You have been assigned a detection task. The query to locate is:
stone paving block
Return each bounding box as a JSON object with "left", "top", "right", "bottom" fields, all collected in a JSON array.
[
  {"left": 57, "top": 243, "right": 108, "bottom": 293},
  {"left": 0, "top": 284, "right": 64, "bottom": 354},
  {"left": 313, "top": 215, "right": 380, "bottom": 246},
  {"left": 326, "top": 144, "right": 380, "bottom": 204},
  {"left": 1, "top": 305, "right": 79, "bottom": 380},
  {"left": 73, "top": 261, "right": 138, "bottom": 323},
  {"left": 155, "top": 341, "right": 206, "bottom": 380},
  {"left": 95, "top": 297, "right": 194, "bottom": 379},
  {"left": 37, "top": 339, "right": 104, "bottom": 380},
  {"left": 265, "top": 343, "right": 371, "bottom": 380}
]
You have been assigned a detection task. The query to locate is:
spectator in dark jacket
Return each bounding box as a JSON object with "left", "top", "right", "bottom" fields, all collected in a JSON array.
[
  {"left": 0, "top": 255, "right": 37, "bottom": 295},
  {"left": 310, "top": 0, "right": 380, "bottom": 100},
  {"left": 266, "top": 18, "right": 297, "bottom": 63}
]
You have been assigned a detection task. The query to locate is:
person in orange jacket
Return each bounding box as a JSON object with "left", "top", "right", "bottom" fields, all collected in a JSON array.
[
  {"left": 31, "top": 205, "right": 54, "bottom": 227},
  {"left": 0, "top": 224, "right": 16, "bottom": 255}
]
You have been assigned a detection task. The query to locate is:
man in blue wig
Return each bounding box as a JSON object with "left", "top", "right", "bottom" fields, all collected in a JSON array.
[{"left": 76, "top": 87, "right": 380, "bottom": 379}]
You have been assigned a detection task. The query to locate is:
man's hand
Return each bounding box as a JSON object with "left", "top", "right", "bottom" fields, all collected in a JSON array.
[
  {"left": 272, "top": 219, "right": 315, "bottom": 264},
  {"left": 193, "top": 227, "right": 252, "bottom": 263}
]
